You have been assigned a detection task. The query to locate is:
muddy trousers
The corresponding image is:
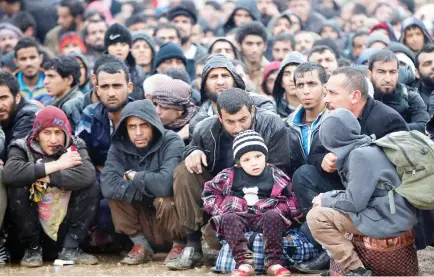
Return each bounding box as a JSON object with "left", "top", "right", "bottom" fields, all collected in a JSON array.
[
  {"left": 107, "top": 198, "right": 186, "bottom": 249},
  {"left": 307, "top": 207, "right": 364, "bottom": 273},
  {"left": 219, "top": 211, "right": 286, "bottom": 268},
  {"left": 7, "top": 182, "right": 100, "bottom": 248}
]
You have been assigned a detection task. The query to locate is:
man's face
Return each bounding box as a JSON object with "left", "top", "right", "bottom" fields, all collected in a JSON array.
[
  {"left": 350, "top": 14, "right": 367, "bottom": 32},
  {"left": 128, "top": 22, "right": 147, "bottom": 33},
  {"left": 320, "top": 26, "right": 338, "bottom": 40},
  {"left": 375, "top": 5, "right": 392, "bottom": 22},
  {"left": 353, "top": 35, "right": 368, "bottom": 58},
  {"left": 108, "top": 42, "right": 130, "bottom": 62},
  {"left": 265, "top": 70, "right": 278, "bottom": 95},
  {"left": 272, "top": 40, "right": 293, "bottom": 62},
  {"left": 85, "top": 22, "right": 107, "bottom": 50},
  {"left": 324, "top": 74, "right": 354, "bottom": 111},
  {"left": 233, "top": 9, "right": 253, "bottom": 27},
  {"left": 295, "top": 33, "right": 314, "bottom": 52},
  {"left": 417, "top": 51, "right": 434, "bottom": 87},
  {"left": 288, "top": 0, "right": 311, "bottom": 19},
  {"left": 155, "top": 104, "right": 183, "bottom": 126},
  {"left": 370, "top": 60, "right": 399, "bottom": 94},
  {"left": 57, "top": 6, "right": 74, "bottom": 30},
  {"left": 131, "top": 40, "right": 153, "bottom": 68},
  {"left": 155, "top": 28, "right": 181, "bottom": 45},
  {"left": 172, "top": 15, "right": 193, "bottom": 42},
  {"left": 126, "top": 116, "right": 153, "bottom": 148},
  {"left": 272, "top": 17, "right": 292, "bottom": 36},
  {"left": 96, "top": 71, "right": 131, "bottom": 112},
  {"left": 205, "top": 67, "right": 235, "bottom": 101},
  {"left": 0, "top": 33, "right": 18, "bottom": 54},
  {"left": 281, "top": 64, "right": 298, "bottom": 96},
  {"left": 404, "top": 27, "right": 425, "bottom": 52},
  {"left": 309, "top": 50, "right": 338, "bottom": 77},
  {"left": 157, "top": 58, "right": 185, "bottom": 73},
  {"left": 211, "top": 41, "right": 236, "bottom": 60},
  {"left": 295, "top": 70, "right": 325, "bottom": 110},
  {"left": 37, "top": 127, "right": 65, "bottom": 156},
  {"left": 218, "top": 105, "right": 253, "bottom": 137},
  {"left": 241, "top": 35, "right": 266, "bottom": 63},
  {"left": 0, "top": 85, "right": 19, "bottom": 122},
  {"left": 44, "top": 69, "right": 71, "bottom": 97},
  {"left": 15, "top": 47, "right": 43, "bottom": 79},
  {"left": 257, "top": 0, "right": 274, "bottom": 14}
]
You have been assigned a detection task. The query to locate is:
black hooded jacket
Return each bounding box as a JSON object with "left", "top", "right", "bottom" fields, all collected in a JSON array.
[{"left": 101, "top": 100, "right": 185, "bottom": 203}]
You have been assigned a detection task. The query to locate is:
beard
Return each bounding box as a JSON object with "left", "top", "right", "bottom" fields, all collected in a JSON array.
[
  {"left": 87, "top": 43, "right": 105, "bottom": 53},
  {"left": 181, "top": 36, "right": 189, "bottom": 45},
  {"left": 420, "top": 74, "right": 434, "bottom": 88},
  {"left": 372, "top": 79, "right": 396, "bottom": 95},
  {"left": 206, "top": 89, "right": 219, "bottom": 103},
  {"left": 104, "top": 97, "right": 128, "bottom": 113}
]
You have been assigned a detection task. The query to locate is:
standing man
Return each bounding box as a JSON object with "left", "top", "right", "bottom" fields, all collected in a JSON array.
[{"left": 414, "top": 44, "right": 434, "bottom": 116}]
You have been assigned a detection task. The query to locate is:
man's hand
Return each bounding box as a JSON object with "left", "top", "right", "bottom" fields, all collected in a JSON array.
[
  {"left": 125, "top": 171, "right": 137, "bottom": 181},
  {"left": 321, "top": 153, "right": 337, "bottom": 173},
  {"left": 57, "top": 151, "right": 82, "bottom": 170},
  {"left": 37, "top": 176, "right": 50, "bottom": 183},
  {"left": 185, "top": 150, "right": 208, "bottom": 174},
  {"left": 312, "top": 193, "right": 324, "bottom": 208}
]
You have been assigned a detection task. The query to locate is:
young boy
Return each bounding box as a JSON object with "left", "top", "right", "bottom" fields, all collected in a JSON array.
[{"left": 202, "top": 130, "right": 301, "bottom": 276}]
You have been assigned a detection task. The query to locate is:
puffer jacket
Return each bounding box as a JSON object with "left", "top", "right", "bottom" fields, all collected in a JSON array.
[{"left": 62, "top": 88, "right": 95, "bottom": 133}]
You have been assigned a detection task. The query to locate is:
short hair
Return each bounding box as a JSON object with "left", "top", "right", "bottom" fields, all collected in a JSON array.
[
  {"left": 83, "top": 19, "right": 108, "bottom": 37},
  {"left": 272, "top": 33, "right": 296, "bottom": 50},
  {"left": 294, "top": 62, "right": 328, "bottom": 84},
  {"left": 44, "top": 56, "right": 81, "bottom": 87},
  {"left": 231, "top": 59, "right": 248, "bottom": 74},
  {"left": 9, "top": 11, "right": 36, "bottom": 34},
  {"left": 338, "top": 57, "right": 352, "bottom": 67},
  {"left": 217, "top": 88, "right": 253, "bottom": 115},
  {"left": 153, "top": 22, "right": 181, "bottom": 39},
  {"left": 14, "top": 38, "right": 41, "bottom": 58},
  {"left": 368, "top": 49, "right": 398, "bottom": 71},
  {"left": 235, "top": 22, "right": 267, "bottom": 45},
  {"left": 96, "top": 60, "right": 130, "bottom": 84},
  {"left": 59, "top": 0, "right": 85, "bottom": 18},
  {"left": 93, "top": 54, "right": 122, "bottom": 74},
  {"left": 163, "top": 68, "right": 191, "bottom": 84},
  {"left": 83, "top": 9, "right": 106, "bottom": 21},
  {"left": 308, "top": 45, "right": 337, "bottom": 60},
  {"left": 352, "top": 3, "right": 368, "bottom": 16},
  {"left": 0, "top": 71, "right": 20, "bottom": 97},
  {"left": 415, "top": 43, "right": 434, "bottom": 69},
  {"left": 352, "top": 30, "right": 369, "bottom": 47},
  {"left": 125, "top": 13, "right": 148, "bottom": 28},
  {"left": 331, "top": 67, "right": 369, "bottom": 99}
]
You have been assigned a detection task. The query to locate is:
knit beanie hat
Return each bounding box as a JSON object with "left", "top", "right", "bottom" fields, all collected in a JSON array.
[
  {"left": 167, "top": 4, "right": 198, "bottom": 25},
  {"left": 104, "top": 23, "right": 132, "bottom": 49},
  {"left": 233, "top": 130, "right": 268, "bottom": 162},
  {"left": 0, "top": 23, "right": 23, "bottom": 39},
  {"left": 153, "top": 42, "right": 187, "bottom": 71},
  {"left": 366, "top": 31, "right": 391, "bottom": 48},
  {"left": 59, "top": 32, "right": 87, "bottom": 53},
  {"left": 132, "top": 32, "right": 156, "bottom": 57}
]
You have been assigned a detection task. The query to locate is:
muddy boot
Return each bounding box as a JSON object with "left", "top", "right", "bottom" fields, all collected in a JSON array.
[
  {"left": 58, "top": 248, "right": 98, "bottom": 265},
  {"left": 164, "top": 244, "right": 184, "bottom": 265},
  {"left": 120, "top": 244, "right": 152, "bottom": 265},
  {"left": 20, "top": 245, "right": 43, "bottom": 267},
  {"left": 166, "top": 246, "right": 203, "bottom": 270}
]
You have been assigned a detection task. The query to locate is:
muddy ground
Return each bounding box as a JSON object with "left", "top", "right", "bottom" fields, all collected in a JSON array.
[{"left": 0, "top": 247, "right": 433, "bottom": 276}]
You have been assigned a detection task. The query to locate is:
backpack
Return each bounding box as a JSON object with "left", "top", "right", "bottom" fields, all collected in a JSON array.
[{"left": 372, "top": 130, "right": 434, "bottom": 211}]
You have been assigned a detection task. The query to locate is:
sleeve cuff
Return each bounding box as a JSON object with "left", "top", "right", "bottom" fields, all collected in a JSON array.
[
  {"left": 34, "top": 163, "right": 47, "bottom": 179},
  {"left": 49, "top": 171, "right": 63, "bottom": 186}
]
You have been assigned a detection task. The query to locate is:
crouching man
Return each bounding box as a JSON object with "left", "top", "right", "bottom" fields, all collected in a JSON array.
[
  {"left": 101, "top": 100, "right": 186, "bottom": 265},
  {"left": 4, "top": 106, "right": 99, "bottom": 267},
  {"left": 307, "top": 108, "right": 417, "bottom": 276}
]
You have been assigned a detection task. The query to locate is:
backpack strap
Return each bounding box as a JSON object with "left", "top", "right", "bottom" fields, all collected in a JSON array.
[{"left": 376, "top": 182, "right": 396, "bottom": 215}]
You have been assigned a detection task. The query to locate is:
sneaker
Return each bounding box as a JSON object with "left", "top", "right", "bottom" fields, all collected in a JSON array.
[
  {"left": 0, "top": 236, "right": 9, "bottom": 265},
  {"left": 120, "top": 244, "right": 152, "bottom": 265},
  {"left": 58, "top": 248, "right": 98, "bottom": 265},
  {"left": 164, "top": 244, "right": 184, "bottom": 264},
  {"left": 166, "top": 246, "right": 203, "bottom": 270},
  {"left": 346, "top": 267, "right": 372, "bottom": 276},
  {"left": 292, "top": 250, "right": 330, "bottom": 274},
  {"left": 21, "top": 245, "right": 43, "bottom": 267},
  {"left": 232, "top": 264, "right": 255, "bottom": 276},
  {"left": 267, "top": 264, "right": 291, "bottom": 276}
]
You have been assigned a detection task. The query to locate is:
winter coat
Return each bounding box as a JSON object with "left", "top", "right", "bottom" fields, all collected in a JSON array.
[
  {"left": 62, "top": 88, "right": 95, "bottom": 133},
  {"left": 414, "top": 79, "right": 434, "bottom": 117},
  {"left": 185, "top": 109, "right": 297, "bottom": 177},
  {"left": 373, "top": 84, "right": 429, "bottom": 132},
  {"left": 0, "top": 99, "right": 40, "bottom": 161},
  {"left": 53, "top": 85, "right": 83, "bottom": 110},
  {"left": 4, "top": 136, "right": 95, "bottom": 191},
  {"left": 320, "top": 109, "right": 417, "bottom": 239},
  {"left": 101, "top": 100, "right": 185, "bottom": 203},
  {"left": 221, "top": 0, "right": 261, "bottom": 35},
  {"left": 399, "top": 18, "right": 433, "bottom": 51},
  {"left": 43, "top": 25, "right": 62, "bottom": 56},
  {"left": 202, "top": 164, "right": 302, "bottom": 235}
]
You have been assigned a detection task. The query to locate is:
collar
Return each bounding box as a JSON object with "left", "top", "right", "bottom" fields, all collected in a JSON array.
[
  {"left": 293, "top": 105, "right": 326, "bottom": 127},
  {"left": 17, "top": 71, "right": 45, "bottom": 95},
  {"left": 357, "top": 97, "right": 373, "bottom": 122}
]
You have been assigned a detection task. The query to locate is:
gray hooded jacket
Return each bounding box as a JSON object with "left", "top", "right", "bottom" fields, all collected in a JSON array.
[
  {"left": 222, "top": 0, "right": 261, "bottom": 35},
  {"left": 320, "top": 109, "right": 416, "bottom": 239}
]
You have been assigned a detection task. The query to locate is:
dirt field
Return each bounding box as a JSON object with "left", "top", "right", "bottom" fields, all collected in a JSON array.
[{"left": 0, "top": 247, "right": 433, "bottom": 276}]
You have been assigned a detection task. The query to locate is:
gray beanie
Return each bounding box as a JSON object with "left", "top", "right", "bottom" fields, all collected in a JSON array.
[{"left": 366, "top": 32, "right": 391, "bottom": 48}]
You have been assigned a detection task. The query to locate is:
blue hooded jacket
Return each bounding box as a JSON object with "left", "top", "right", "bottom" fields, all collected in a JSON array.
[{"left": 399, "top": 18, "right": 433, "bottom": 51}]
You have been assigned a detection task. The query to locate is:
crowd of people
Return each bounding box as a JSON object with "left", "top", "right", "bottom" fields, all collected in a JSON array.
[{"left": 0, "top": 0, "right": 433, "bottom": 276}]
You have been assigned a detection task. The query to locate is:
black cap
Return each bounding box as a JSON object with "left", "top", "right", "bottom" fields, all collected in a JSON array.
[
  {"left": 167, "top": 4, "right": 198, "bottom": 25},
  {"left": 104, "top": 23, "right": 132, "bottom": 49}
]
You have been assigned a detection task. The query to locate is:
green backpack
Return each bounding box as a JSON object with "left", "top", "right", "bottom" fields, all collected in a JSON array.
[{"left": 372, "top": 130, "right": 434, "bottom": 213}]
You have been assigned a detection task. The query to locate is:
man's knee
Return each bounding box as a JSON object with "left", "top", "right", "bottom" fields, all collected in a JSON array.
[
  {"left": 173, "top": 162, "right": 192, "bottom": 192},
  {"left": 292, "top": 165, "right": 317, "bottom": 191},
  {"left": 154, "top": 197, "right": 176, "bottom": 217},
  {"left": 307, "top": 207, "right": 331, "bottom": 236}
]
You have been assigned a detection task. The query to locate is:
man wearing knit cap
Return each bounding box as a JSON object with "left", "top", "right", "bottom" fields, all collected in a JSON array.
[
  {"left": 366, "top": 31, "right": 391, "bottom": 49},
  {"left": 4, "top": 106, "right": 99, "bottom": 267},
  {"left": 131, "top": 32, "right": 156, "bottom": 76},
  {"left": 152, "top": 79, "right": 196, "bottom": 142},
  {"left": 0, "top": 22, "right": 23, "bottom": 54},
  {"left": 153, "top": 42, "right": 187, "bottom": 74},
  {"left": 104, "top": 23, "right": 146, "bottom": 100}
]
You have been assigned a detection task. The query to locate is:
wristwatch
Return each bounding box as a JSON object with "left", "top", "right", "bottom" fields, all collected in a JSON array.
[{"left": 124, "top": 169, "right": 134, "bottom": 180}]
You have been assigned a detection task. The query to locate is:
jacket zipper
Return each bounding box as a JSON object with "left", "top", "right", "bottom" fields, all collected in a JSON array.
[
  {"left": 288, "top": 126, "right": 307, "bottom": 163},
  {"left": 210, "top": 130, "right": 217, "bottom": 172}
]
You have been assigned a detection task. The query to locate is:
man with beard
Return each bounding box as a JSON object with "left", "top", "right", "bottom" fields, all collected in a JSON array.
[
  {"left": 0, "top": 22, "right": 23, "bottom": 55},
  {"left": 369, "top": 49, "right": 429, "bottom": 132},
  {"left": 168, "top": 5, "right": 207, "bottom": 82},
  {"left": 295, "top": 31, "right": 320, "bottom": 54},
  {"left": 13, "top": 38, "right": 48, "bottom": 101},
  {"left": 166, "top": 88, "right": 293, "bottom": 270},
  {"left": 44, "top": 0, "right": 85, "bottom": 56},
  {"left": 414, "top": 44, "right": 434, "bottom": 116},
  {"left": 83, "top": 19, "right": 108, "bottom": 70}
]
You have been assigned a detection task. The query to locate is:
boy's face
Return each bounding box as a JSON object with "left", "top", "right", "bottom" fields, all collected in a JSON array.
[{"left": 239, "top": 151, "right": 266, "bottom": 176}]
